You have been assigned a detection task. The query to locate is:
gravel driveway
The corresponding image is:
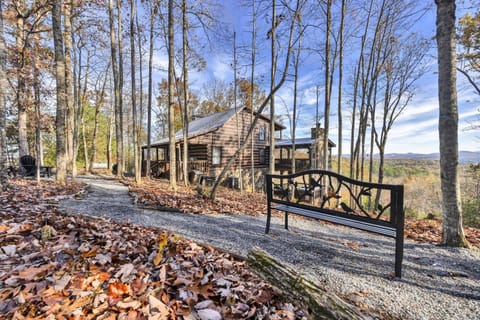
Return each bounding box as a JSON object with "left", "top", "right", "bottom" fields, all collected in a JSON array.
[{"left": 59, "top": 176, "right": 480, "bottom": 320}]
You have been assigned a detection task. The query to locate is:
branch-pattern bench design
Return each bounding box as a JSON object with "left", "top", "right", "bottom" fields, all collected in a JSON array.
[{"left": 265, "top": 170, "right": 405, "bottom": 277}]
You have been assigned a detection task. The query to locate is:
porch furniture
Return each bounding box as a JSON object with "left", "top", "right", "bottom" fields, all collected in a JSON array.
[{"left": 19, "top": 155, "right": 53, "bottom": 178}]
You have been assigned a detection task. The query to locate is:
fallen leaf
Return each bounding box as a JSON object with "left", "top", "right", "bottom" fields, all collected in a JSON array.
[
  {"left": 108, "top": 282, "right": 131, "bottom": 298},
  {"left": 148, "top": 294, "right": 171, "bottom": 318},
  {"left": 197, "top": 308, "right": 222, "bottom": 320}
]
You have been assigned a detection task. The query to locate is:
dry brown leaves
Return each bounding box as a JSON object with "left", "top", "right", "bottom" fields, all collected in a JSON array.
[
  {"left": 0, "top": 179, "right": 306, "bottom": 319},
  {"left": 127, "top": 179, "right": 480, "bottom": 248},
  {"left": 126, "top": 179, "right": 268, "bottom": 216},
  {"left": 404, "top": 217, "right": 480, "bottom": 247}
]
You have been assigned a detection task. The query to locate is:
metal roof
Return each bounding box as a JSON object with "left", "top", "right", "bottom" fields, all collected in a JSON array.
[{"left": 275, "top": 137, "right": 336, "bottom": 148}]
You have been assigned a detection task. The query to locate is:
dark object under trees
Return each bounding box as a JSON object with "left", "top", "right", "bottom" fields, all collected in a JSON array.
[
  {"left": 20, "top": 155, "right": 52, "bottom": 177},
  {"left": 265, "top": 169, "right": 405, "bottom": 277}
]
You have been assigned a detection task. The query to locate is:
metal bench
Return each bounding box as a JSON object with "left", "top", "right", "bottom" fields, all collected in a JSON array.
[{"left": 265, "top": 169, "right": 405, "bottom": 277}]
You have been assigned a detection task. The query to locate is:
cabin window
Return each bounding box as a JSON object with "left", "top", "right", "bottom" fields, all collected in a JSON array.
[
  {"left": 259, "top": 148, "right": 266, "bottom": 164},
  {"left": 156, "top": 148, "right": 166, "bottom": 161},
  {"left": 259, "top": 125, "right": 266, "bottom": 141},
  {"left": 212, "top": 146, "right": 222, "bottom": 165}
]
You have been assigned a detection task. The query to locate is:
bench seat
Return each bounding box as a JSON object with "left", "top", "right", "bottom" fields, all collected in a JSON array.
[{"left": 272, "top": 204, "right": 397, "bottom": 238}]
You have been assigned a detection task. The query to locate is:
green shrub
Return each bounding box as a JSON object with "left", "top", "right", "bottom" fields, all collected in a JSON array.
[
  {"left": 463, "top": 199, "right": 480, "bottom": 228},
  {"left": 405, "top": 207, "right": 427, "bottom": 219}
]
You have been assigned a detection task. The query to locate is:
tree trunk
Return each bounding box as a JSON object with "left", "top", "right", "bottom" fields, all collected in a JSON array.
[
  {"left": 0, "top": 0, "right": 7, "bottom": 188},
  {"left": 435, "top": 0, "right": 468, "bottom": 247},
  {"left": 337, "top": 0, "right": 346, "bottom": 175},
  {"left": 16, "top": 0, "right": 28, "bottom": 158},
  {"left": 52, "top": 0, "right": 67, "bottom": 184},
  {"left": 168, "top": 0, "right": 176, "bottom": 190},
  {"left": 82, "top": 114, "right": 89, "bottom": 171},
  {"left": 64, "top": 0, "right": 75, "bottom": 176},
  {"left": 107, "top": 85, "right": 114, "bottom": 171},
  {"left": 268, "top": 0, "right": 276, "bottom": 175},
  {"left": 33, "top": 32, "right": 41, "bottom": 182},
  {"left": 146, "top": 1, "right": 158, "bottom": 179},
  {"left": 247, "top": 248, "right": 371, "bottom": 320},
  {"left": 109, "top": 0, "right": 123, "bottom": 178},
  {"left": 72, "top": 35, "right": 80, "bottom": 178},
  {"left": 116, "top": 0, "right": 125, "bottom": 175},
  {"left": 292, "top": 29, "right": 303, "bottom": 173},
  {"left": 182, "top": 0, "right": 189, "bottom": 187},
  {"left": 233, "top": 32, "right": 243, "bottom": 191},
  {"left": 136, "top": 7, "right": 144, "bottom": 181},
  {"left": 323, "top": 0, "right": 332, "bottom": 172},
  {"left": 130, "top": 0, "right": 140, "bottom": 183},
  {"left": 250, "top": 0, "right": 257, "bottom": 191},
  {"left": 350, "top": 0, "right": 374, "bottom": 179}
]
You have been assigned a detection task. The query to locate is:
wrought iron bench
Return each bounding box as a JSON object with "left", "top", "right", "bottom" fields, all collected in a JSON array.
[{"left": 265, "top": 169, "right": 405, "bottom": 277}]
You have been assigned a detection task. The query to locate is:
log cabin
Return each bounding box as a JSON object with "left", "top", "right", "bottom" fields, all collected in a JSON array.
[
  {"left": 141, "top": 107, "right": 335, "bottom": 188},
  {"left": 141, "top": 106, "right": 284, "bottom": 187}
]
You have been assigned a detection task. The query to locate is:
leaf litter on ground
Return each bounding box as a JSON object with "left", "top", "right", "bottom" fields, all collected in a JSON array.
[{"left": 0, "top": 179, "right": 307, "bottom": 319}]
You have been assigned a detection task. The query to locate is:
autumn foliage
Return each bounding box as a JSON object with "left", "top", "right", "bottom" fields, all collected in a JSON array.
[{"left": 0, "top": 180, "right": 305, "bottom": 319}]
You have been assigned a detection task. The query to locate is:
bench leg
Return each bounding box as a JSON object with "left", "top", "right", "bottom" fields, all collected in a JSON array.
[
  {"left": 265, "top": 206, "right": 271, "bottom": 234},
  {"left": 395, "top": 234, "right": 404, "bottom": 278},
  {"left": 284, "top": 212, "right": 289, "bottom": 230}
]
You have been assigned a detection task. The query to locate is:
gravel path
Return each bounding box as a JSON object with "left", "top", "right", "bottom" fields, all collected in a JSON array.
[{"left": 59, "top": 176, "right": 480, "bottom": 320}]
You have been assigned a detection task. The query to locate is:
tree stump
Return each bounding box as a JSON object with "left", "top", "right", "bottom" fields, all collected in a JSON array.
[{"left": 247, "top": 247, "right": 373, "bottom": 320}]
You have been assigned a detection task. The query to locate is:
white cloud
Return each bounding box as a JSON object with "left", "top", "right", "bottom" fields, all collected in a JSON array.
[
  {"left": 152, "top": 53, "right": 168, "bottom": 72},
  {"left": 209, "top": 54, "right": 233, "bottom": 82}
]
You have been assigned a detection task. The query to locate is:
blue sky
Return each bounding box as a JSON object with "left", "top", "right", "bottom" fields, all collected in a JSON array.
[{"left": 154, "top": 1, "right": 479, "bottom": 155}]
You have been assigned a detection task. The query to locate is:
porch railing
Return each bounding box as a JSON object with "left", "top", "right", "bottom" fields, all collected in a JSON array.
[{"left": 143, "top": 160, "right": 208, "bottom": 179}]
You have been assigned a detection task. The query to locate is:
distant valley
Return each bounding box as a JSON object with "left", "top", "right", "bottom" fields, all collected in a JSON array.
[{"left": 380, "top": 151, "right": 479, "bottom": 163}]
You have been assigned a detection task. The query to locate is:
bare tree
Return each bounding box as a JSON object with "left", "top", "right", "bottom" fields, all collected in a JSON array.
[
  {"left": 210, "top": 0, "right": 303, "bottom": 200},
  {"left": 268, "top": 0, "right": 277, "bottom": 175},
  {"left": 337, "top": 0, "right": 347, "bottom": 174},
  {"left": 323, "top": 0, "right": 333, "bottom": 172},
  {"left": 249, "top": 0, "right": 257, "bottom": 191},
  {"left": 350, "top": 0, "right": 375, "bottom": 179},
  {"left": 14, "top": 0, "right": 28, "bottom": 157},
  {"left": 64, "top": 0, "right": 75, "bottom": 176},
  {"left": 130, "top": 0, "right": 141, "bottom": 183},
  {"left": 109, "top": 0, "right": 124, "bottom": 178},
  {"left": 0, "top": 0, "right": 7, "bottom": 188},
  {"left": 145, "top": 0, "right": 159, "bottom": 178},
  {"left": 116, "top": 0, "right": 125, "bottom": 174},
  {"left": 181, "top": 0, "right": 189, "bottom": 186},
  {"left": 457, "top": 10, "right": 480, "bottom": 96},
  {"left": 52, "top": 0, "right": 67, "bottom": 184},
  {"left": 168, "top": 0, "right": 176, "bottom": 190},
  {"left": 290, "top": 16, "right": 304, "bottom": 174},
  {"left": 435, "top": 0, "right": 468, "bottom": 247}
]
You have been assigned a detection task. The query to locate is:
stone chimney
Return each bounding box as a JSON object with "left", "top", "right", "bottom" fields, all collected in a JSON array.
[{"left": 311, "top": 126, "right": 325, "bottom": 140}]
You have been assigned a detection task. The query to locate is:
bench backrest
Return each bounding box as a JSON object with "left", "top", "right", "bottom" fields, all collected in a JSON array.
[
  {"left": 20, "top": 155, "right": 36, "bottom": 176},
  {"left": 266, "top": 170, "right": 404, "bottom": 232}
]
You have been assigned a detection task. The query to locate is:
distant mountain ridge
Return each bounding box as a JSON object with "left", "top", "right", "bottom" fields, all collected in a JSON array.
[{"left": 380, "top": 151, "right": 479, "bottom": 163}]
